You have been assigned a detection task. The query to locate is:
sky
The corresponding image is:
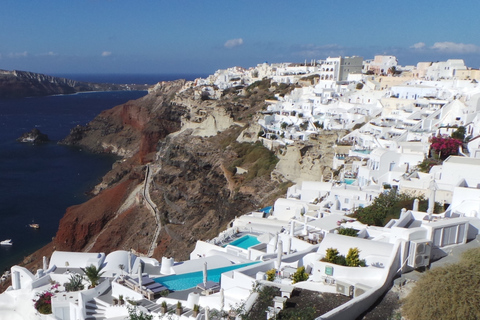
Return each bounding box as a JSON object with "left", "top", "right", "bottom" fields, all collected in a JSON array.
[{"left": 1, "top": 0, "right": 480, "bottom": 75}]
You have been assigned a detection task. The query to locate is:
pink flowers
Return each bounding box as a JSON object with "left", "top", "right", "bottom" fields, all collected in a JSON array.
[
  {"left": 33, "top": 290, "right": 53, "bottom": 314},
  {"left": 429, "top": 135, "right": 462, "bottom": 159}
]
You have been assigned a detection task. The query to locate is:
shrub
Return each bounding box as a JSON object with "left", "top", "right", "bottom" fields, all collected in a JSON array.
[
  {"left": 351, "top": 189, "right": 436, "bottom": 226},
  {"left": 64, "top": 273, "right": 84, "bottom": 292},
  {"left": 266, "top": 268, "right": 276, "bottom": 281},
  {"left": 230, "top": 142, "right": 279, "bottom": 181},
  {"left": 324, "top": 248, "right": 340, "bottom": 263},
  {"left": 292, "top": 266, "right": 309, "bottom": 284},
  {"left": 345, "top": 247, "right": 365, "bottom": 267},
  {"left": 299, "top": 122, "right": 308, "bottom": 130},
  {"left": 338, "top": 227, "right": 358, "bottom": 237},
  {"left": 402, "top": 248, "right": 480, "bottom": 320},
  {"left": 313, "top": 121, "right": 324, "bottom": 129},
  {"left": 451, "top": 126, "right": 466, "bottom": 141},
  {"left": 33, "top": 291, "right": 53, "bottom": 314},
  {"left": 429, "top": 135, "right": 462, "bottom": 159},
  {"left": 417, "top": 158, "right": 442, "bottom": 173}
]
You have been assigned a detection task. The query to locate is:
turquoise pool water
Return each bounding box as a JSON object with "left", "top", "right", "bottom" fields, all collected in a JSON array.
[
  {"left": 228, "top": 235, "right": 261, "bottom": 249},
  {"left": 353, "top": 149, "right": 371, "bottom": 154},
  {"left": 154, "top": 262, "right": 258, "bottom": 291},
  {"left": 344, "top": 178, "right": 356, "bottom": 185},
  {"left": 260, "top": 206, "right": 272, "bottom": 214}
]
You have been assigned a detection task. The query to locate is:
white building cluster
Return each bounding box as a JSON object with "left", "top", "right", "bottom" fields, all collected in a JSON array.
[{"left": 2, "top": 56, "right": 480, "bottom": 320}]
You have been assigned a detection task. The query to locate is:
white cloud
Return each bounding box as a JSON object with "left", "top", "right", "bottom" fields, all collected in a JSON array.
[
  {"left": 410, "top": 42, "right": 426, "bottom": 49},
  {"left": 224, "top": 38, "right": 243, "bottom": 49},
  {"left": 7, "top": 51, "right": 28, "bottom": 58},
  {"left": 430, "top": 42, "right": 480, "bottom": 54},
  {"left": 37, "top": 51, "right": 57, "bottom": 56},
  {"left": 101, "top": 51, "right": 112, "bottom": 57}
]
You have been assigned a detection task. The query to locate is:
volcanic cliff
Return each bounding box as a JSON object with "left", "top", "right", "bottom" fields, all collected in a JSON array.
[
  {"left": 19, "top": 78, "right": 341, "bottom": 273},
  {"left": 0, "top": 69, "right": 148, "bottom": 99}
]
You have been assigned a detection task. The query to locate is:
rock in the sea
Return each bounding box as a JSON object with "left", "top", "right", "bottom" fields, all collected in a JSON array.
[{"left": 17, "top": 128, "right": 49, "bottom": 144}]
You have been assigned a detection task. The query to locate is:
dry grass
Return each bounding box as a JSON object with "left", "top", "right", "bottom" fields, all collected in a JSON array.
[{"left": 402, "top": 247, "right": 480, "bottom": 320}]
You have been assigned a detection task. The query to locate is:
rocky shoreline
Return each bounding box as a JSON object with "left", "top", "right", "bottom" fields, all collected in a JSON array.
[{"left": 16, "top": 128, "right": 50, "bottom": 144}]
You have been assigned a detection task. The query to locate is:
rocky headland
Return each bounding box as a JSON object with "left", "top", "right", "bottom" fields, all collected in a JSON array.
[
  {"left": 0, "top": 69, "right": 148, "bottom": 99},
  {"left": 16, "top": 128, "right": 50, "bottom": 144},
  {"left": 16, "top": 78, "right": 342, "bottom": 274}
]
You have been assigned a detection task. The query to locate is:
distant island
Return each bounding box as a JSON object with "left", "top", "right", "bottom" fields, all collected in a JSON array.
[
  {"left": 0, "top": 69, "right": 149, "bottom": 99},
  {"left": 17, "top": 128, "right": 50, "bottom": 144}
]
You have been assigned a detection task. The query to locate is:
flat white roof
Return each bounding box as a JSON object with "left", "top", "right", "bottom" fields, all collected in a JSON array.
[
  {"left": 308, "top": 214, "right": 346, "bottom": 231},
  {"left": 49, "top": 251, "right": 105, "bottom": 269},
  {"left": 444, "top": 156, "right": 480, "bottom": 166}
]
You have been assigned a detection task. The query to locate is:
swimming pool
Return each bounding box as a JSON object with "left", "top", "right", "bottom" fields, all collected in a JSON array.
[
  {"left": 344, "top": 178, "right": 356, "bottom": 185},
  {"left": 154, "top": 262, "right": 258, "bottom": 291},
  {"left": 228, "top": 235, "right": 261, "bottom": 249}
]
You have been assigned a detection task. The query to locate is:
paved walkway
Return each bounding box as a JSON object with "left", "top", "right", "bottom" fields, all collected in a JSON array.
[{"left": 143, "top": 164, "right": 162, "bottom": 257}]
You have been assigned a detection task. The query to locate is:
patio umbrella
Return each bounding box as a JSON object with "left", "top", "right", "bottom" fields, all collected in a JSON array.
[
  {"left": 128, "top": 251, "right": 132, "bottom": 274},
  {"left": 205, "top": 306, "right": 209, "bottom": 320},
  {"left": 276, "top": 240, "right": 283, "bottom": 269},
  {"left": 286, "top": 237, "right": 291, "bottom": 255},
  {"left": 220, "top": 288, "right": 224, "bottom": 311},
  {"left": 43, "top": 256, "right": 48, "bottom": 271},
  {"left": 138, "top": 264, "right": 142, "bottom": 288},
  {"left": 203, "top": 262, "right": 208, "bottom": 288}
]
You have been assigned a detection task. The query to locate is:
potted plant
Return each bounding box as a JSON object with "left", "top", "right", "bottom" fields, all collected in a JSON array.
[
  {"left": 160, "top": 301, "right": 167, "bottom": 314},
  {"left": 193, "top": 304, "right": 200, "bottom": 317},
  {"left": 80, "top": 264, "right": 105, "bottom": 288},
  {"left": 119, "top": 295, "right": 124, "bottom": 305},
  {"left": 176, "top": 301, "right": 183, "bottom": 316},
  {"left": 113, "top": 298, "right": 118, "bottom": 306}
]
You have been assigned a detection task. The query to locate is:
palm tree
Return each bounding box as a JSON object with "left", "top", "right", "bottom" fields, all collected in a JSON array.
[{"left": 81, "top": 264, "right": 105, "bottom": 288}]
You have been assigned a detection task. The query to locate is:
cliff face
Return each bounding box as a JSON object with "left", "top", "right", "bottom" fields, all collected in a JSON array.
[
  {"left": 0, "top": 69, "right": 148, "bottom": 99},
  {"left": 19, "top": 78, "right": 338, "bottom": 269}
]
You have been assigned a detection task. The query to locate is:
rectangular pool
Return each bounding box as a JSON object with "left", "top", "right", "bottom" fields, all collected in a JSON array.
[
  {"left": 228, "top": 235, "right": 260, "bottom": 249},
  {"left": 154, "top": 262, "right": 258, "bottom": 291}
]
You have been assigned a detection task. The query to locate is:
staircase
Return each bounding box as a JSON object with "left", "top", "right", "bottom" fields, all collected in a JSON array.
[{"left": 85, "top": 298, "right": 110, "bottom": 320}]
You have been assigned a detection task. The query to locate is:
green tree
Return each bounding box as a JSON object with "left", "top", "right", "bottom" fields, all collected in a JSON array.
[
  {"left": 345, "top": 247, "right": 365, "bottom": 267},
  {"left": 451, "top": 126, "right": 466, "bottom": 141},
  {"left": 325, "top": 248, "right": 339, "bottom": 263},
  {"left": 81, "top": 264, "right": 105, "bottom": 288},
  {"left": 292, "top": 266, "right": 309, "bottom": 284},
  {"left": 323, "top": 248, "right": 347, "bottom": 266}
]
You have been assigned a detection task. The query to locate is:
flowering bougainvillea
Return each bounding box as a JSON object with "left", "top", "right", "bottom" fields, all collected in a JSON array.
[
  {"left": 33, "top": 290, "right": 53, "bottom": 314},
  {"left": 429, "top": 135, "right": 463, "bottom": 159}
]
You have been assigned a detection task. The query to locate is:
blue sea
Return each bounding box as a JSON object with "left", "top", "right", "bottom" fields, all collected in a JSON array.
[{"left": 0, "top": 74, "right": 207, "bottom": 272}]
